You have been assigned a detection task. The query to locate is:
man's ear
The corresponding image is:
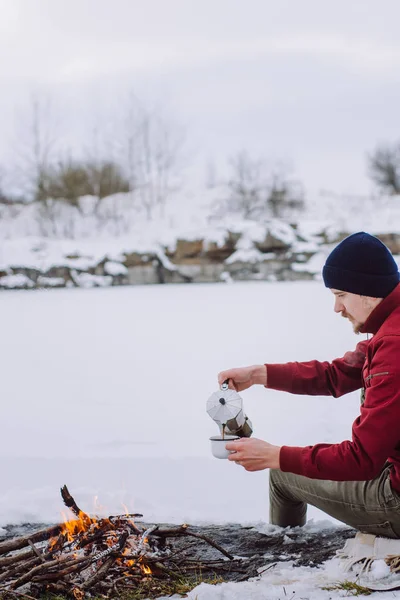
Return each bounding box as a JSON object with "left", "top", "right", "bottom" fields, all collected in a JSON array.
[{"left": 363, "top": 296, "right": 382, "bottom": 310}]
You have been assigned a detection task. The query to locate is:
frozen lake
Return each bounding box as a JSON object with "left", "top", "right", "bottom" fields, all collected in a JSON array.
[{"left": 0, "top": 281, "right": 362, "bottom": 527}]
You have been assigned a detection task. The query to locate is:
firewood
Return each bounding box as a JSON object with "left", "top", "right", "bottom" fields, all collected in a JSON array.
[
  {"left": 81, "top": 555, "right": 116, "bottom": 590},
  {"left": 0, "top": 556, "right": 42, "bottom": 583},
  {"left": 60, "top": 485, "right": 92, "bottom": 528},
  {"left": 0, "top": 549, "right": 34, "bottom": 569},
  {"left": 0, "top": 488, "right": 251, "bottom": 598},
  {"left": 0, "top": 525, "right": 61, "bottom": 556},
  {"left": 151, "top": 525, "right": 234, "bottom": 560},
  {"left": 10, "top": 555, "right": 87, "bottom": 590},
  {"left": 27, "top": 541, "right": 44, "bottom": 563},
  {"left": 0, "top": 585, "right": 37, "bottom": 600}
]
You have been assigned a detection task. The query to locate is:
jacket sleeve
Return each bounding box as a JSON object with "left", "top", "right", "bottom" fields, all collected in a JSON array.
[
  {"left": 266, "top": 340, "right": 368, "bottom": 398},
  {"left": 280, "top": 335, "right": 400, "bottom": 481}
]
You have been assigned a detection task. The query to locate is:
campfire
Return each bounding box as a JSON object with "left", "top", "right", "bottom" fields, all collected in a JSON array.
[{"left": 0, "top": 486, "right": 241, "bottom": 599}]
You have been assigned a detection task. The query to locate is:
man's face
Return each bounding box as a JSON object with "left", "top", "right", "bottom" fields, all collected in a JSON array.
[{"left": 331, "top": 289, "right": 382, "bottom": 333}]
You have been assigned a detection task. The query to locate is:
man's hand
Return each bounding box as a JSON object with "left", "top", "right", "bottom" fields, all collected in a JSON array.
[
  {"left": 225, "top": 437, "right": 281, "bottom": 471},
  {"left": 218, "top": 365, "right": 267, "bottom": 391}
]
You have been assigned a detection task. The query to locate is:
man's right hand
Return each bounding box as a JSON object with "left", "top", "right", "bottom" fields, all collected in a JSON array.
[{"left": 217, "top": 365, "right": 267, "bottom": 391}]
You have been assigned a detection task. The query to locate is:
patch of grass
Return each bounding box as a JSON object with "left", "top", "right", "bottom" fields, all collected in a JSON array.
[
  {"left": 0, "top": 574, "right": 224, "bottom": 600},
  {"left": 321, "top": 580, "right": 372, "bottom": 596},
  {"left": 116, "top": 573, "right": 223, "bottom": 599}
]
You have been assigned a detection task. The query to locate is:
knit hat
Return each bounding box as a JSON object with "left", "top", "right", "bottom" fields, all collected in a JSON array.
[{"left": 322, "top": 232, "right": 400, "bottom": 298}]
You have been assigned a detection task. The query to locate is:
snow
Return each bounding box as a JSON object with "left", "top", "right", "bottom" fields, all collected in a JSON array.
[
  {"left": 103, "top": 261, "right": 128, "bottom": 276},
  {"left": 70, "top": 271, "right": 113, "bottom": 288},
  {"left": 292, "top": 250, "right": 328, "bottom": 275},
  {"left": 1, "top": 280, "right": 398, "bottom": 597},
  {"left": 37, "top": 276, "right": 66, "bottom": 287},
  {"left": 369, "top": 560, "right": 391, "bottom": 580},
  {"left": 225, "top": 247, "right": 265, "bottom": 265},
  {"left": 0, "top": 188, "right": 399, "bottom": 278},
  {"left": 0, "top": 273, "right": 34, "bottom": 288}
]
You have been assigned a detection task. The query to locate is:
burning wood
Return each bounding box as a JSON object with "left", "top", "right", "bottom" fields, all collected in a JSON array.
[{"left": 0, "top": 486, "right": 240, "bottom": 599}]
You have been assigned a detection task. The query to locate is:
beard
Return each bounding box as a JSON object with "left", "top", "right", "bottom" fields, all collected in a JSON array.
[{"left": 341, "top": 311, "right": 362, "bottom": 334}]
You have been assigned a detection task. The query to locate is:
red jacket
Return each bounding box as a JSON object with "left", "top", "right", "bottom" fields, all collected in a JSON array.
[{"left": 266, "top": 283, "right": 400, "bottom": 491}]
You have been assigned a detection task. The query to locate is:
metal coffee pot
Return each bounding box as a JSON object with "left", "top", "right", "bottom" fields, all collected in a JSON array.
[{"left": 207, "top": 380, "right": 253, "bottom": 437}]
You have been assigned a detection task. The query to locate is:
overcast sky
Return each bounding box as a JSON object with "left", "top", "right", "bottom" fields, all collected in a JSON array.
[{"left": 1, "top": 0, "right": 400, "bottom": 196}]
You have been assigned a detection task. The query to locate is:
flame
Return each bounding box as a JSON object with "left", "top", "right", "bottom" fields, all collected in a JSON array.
[
  {"left": 121, "top": 547, "right": 135, "bottom": 568},
  {"left": 121, "top": 503, "right": 130, "bottom": 515},
  {"left": 54, "top": 509, "right": 94, "bottom": 544},
  {"left": 93, "top": 495, "right": 107, "bottom": 515},
  {"left": 142, "top": 564, "right": 152, "bottom": 575},
  {"left": 72, "top": 587, "right": 84, "bottom": 600}
]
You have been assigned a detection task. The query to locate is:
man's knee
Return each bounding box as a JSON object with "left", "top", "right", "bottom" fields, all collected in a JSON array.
[
  {"left": 269, "top": 468, "right": 281, "bottom": 486},
  {"left": 269, "top": 468, "right": 290, "bottom": 491}
]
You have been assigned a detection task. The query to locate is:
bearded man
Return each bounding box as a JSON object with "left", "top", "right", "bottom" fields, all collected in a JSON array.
[{"left": 219, "top": 232, "right": 400, "bottom": 538}]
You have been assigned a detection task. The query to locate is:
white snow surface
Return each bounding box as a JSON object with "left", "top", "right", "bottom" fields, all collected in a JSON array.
[{"left": 1, "top": 280, "right": 398, "bottom": 597}]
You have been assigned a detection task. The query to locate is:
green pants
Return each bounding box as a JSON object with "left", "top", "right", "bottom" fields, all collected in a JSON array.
[{"left": 269, "top": 464, "right": 400, "bottom": 539}]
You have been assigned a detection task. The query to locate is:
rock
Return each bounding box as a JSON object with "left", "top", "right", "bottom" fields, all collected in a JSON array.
[
  {"left": 255, "top": 234, "right": 290, "bottom": 253},
  {"left": 255, "top": 222, "right": 297, "bottom": 253},
  {"left": 42, "top": 266, "right": 74, "bottom": 282},
  {"left": 205, "top": 231, "right": 240, "bottom": 262},
  {"left": 10, "top": 266, "right": 41, "bottom": 283},
  {"left": 375, "top": 233, "right": 400, "bottom": 255},
  {"left": 122, "top": 252, "right": 154, "bottom": 268},
  {"left": 173, "top": 263, "right": 226, "bottom": 283},
  {"left": 171, "top": 239, "right": 204, "bottom": 260},
  {"left": 126, "top": 265, "right": 160, "bottom": 285}
]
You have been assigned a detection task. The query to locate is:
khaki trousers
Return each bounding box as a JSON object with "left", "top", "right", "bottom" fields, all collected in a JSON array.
[{"left": 269, "top": 464, "right": 400, "bottom": 539}]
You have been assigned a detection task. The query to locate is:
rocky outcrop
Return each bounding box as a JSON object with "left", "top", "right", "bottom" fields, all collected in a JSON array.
[{"left": 0, "top": 223, "right": 399, "bottom": 290}]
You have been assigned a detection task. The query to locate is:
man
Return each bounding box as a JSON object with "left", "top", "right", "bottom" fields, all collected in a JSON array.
[{"left": 218, "top": 232, "right": 400, "bottom": 538}]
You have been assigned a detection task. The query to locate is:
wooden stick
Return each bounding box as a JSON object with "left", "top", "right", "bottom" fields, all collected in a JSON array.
[
  {"left": 27, "top": 540, "right": 45, "bottom": 563},
  {"left": 152, "top": 525, "right": 234, "bottom": 560},
  {"left": 0, "top": 549, "right": 34, "bottom": 569},
  {"left": 10, "top": 555, "right": 87, "bottom": 590},
  {"left": 81, "top": 556, "right": 115, "bottom": 590},
  {"left": 31, "top": 558, "right": 92, "bottom": 582},
  {"left": 0, "top": 557, "right": 43, "bottom": 584},
  {"left": 60, "top": 485, "right": 92, "bottom": 527},
  {"left": 0, "top": 584, "right": 37, "bottom": 600},
  {"left": 0, "top": 525, "right": 61, "bottom": 556},
  {"left": 82, "top": 529, "right": 129, "bottom": 591}
]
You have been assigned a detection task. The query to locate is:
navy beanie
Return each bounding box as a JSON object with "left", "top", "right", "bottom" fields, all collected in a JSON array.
[{"left": 322, "top": 232, "right": 400, "bottom": 298}]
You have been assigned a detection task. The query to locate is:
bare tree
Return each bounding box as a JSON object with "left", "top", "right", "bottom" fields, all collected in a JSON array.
[
  {"left": 119, "top": 95, "right": 185, "bottom": 220},
  {"left": 224, "top": 151, "right": 304, "bottom": 219},
  {"left": 368, "top": 142, "right": 400, "bottom": 195},
  {"left": 13, "top": 93, "right": 60, "bottom": 203},
  {"left": 226, "top": 151, "right": 265, "bottom": 218},
  {"left": 267, "top": 163, "right": 304, "bottom": 218}
]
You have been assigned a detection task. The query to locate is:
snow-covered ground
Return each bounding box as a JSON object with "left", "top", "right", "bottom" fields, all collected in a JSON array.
[
  {"left": 2, "top": 280, "right": 394, "bottom": 598},
  {"left": 0, "top": 188, "right": 399, "bottom": 275}
]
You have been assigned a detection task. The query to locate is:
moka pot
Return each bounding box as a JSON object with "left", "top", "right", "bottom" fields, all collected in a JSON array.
[{"left": 206, "top": 380, "right": 253, "bottom": 437}]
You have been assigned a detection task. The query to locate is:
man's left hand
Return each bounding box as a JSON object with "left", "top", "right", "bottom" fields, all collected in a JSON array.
[{"left": 225, "top": 438, "right": 281, "bottom": 471}]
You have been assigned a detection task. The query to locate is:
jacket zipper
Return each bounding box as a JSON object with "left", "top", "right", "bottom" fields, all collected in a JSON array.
[{"left": 365, "top": 371, "right": 389, "bottom": 381}]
